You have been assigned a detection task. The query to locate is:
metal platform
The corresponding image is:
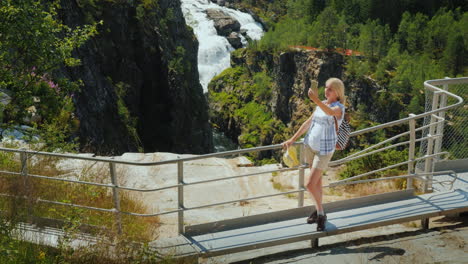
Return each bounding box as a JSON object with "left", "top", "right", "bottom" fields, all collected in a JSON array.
[{"left": 149, "top": 188, "right": 468, "bottom": 258}]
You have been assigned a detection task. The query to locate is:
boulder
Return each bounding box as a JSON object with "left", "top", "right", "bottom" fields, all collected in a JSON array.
[
  {"left": 205, "top": 8, "right": 240, "bottom": 36},
  {"left": 226, "top": 32, "right": 242, "bottom": 49},
  {"left": 0, "top": 89, "right": 12, "bottom": 107}
]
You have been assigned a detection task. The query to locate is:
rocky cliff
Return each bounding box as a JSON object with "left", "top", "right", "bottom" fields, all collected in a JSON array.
[
  {"left": 209, "top": 48, "right": 384, "bottom": 152},
  {"left": 59, "top": 0, "right": 212, "bottom": 155}
]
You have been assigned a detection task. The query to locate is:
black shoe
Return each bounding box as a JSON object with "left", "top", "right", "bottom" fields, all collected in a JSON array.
[
  {"left": 307, "top": 211, "right": 318, "bottom": 224},
  {"left": 316, "top": 214, "right": 327, "bottom": 231}
]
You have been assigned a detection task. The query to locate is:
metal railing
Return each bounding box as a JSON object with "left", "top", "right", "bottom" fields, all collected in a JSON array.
[{"left": 0, "top": 77, "right": 465, "bottom": 236}]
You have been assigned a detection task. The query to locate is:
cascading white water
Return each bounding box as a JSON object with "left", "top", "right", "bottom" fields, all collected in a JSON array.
[{"left": 180, "top": 0, "right": 264, "bottom": 92}]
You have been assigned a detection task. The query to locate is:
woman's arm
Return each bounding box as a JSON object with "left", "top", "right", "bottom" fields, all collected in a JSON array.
[
  {"left": 307, "top": 88, "right": 342, "bottom": 118},
  {"left": 282, "top": 113, "right": 313, "bottom": 149}
]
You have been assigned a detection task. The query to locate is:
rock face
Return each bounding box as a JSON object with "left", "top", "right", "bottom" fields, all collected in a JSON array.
[
  {"left": 59, "top": 0, "right": 213, "bottom": 155},
  {"left": 209, "top": 49, "right": 382, "bottom": 146},
  {"left": 272, "top": 50, "right": 346, "bottom": 125}
]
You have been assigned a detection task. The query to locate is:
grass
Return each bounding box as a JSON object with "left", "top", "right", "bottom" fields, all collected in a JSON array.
[
  {"left": 0, "top": 149, "right": 160, "bottom": 242},
  {"left": 0, "top": 146, "right": 184, "bottom": 263}
]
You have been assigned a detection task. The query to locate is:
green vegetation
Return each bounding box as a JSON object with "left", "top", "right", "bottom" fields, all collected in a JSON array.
[
  {"left": 339, "top": 148, "right": 409, "bottom": 180},
  {"left": 211, "top": 0, "right": 466, "bottom": 178},
  {"left": 209, "top": 66, "right": 286, "bottom": 163},
  {"left": 0, "top": 147, "right": 158, "bottom": 242},
  {"left": 168, "top": 46, "right": 187, "bottom": 74},
  {"left": 0, "top": 144, "right": 169, "bottom": 263},
  {"left": 115, "top": 82, "right": 143, "bottom": 152},
  {"left": 0, "top": 0, "right": 99, "bottom": 152}
]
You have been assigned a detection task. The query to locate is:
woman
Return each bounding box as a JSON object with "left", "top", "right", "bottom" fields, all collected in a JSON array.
[{"left": 282, "top": 78, "right": 345, "bottom": 231}]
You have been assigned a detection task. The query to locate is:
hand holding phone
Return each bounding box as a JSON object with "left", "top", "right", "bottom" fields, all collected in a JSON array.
[{"left": 308, "top": 80, "right": 318, "bottom": 100}]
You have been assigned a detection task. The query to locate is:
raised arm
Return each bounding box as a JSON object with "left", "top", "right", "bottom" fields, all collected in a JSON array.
[{"left": 307, "top": 88, "right": 342, "bottom": 118}]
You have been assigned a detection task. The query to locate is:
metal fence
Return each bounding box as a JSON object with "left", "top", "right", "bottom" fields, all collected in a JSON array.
[
  {"left": 419, "top": 79, "right": 467, "bottom": 161},
  {"left": 0, "top": 77, "right": 465, "bottom": 237}
]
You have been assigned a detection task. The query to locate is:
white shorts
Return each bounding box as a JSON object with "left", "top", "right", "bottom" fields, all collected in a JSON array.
[{"left": 301, "top": 144, "right": 333, "bottom": 170}]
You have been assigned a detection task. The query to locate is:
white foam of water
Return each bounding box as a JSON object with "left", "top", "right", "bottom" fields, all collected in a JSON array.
[{"left": 180, "top": 0, "right": 263, "bottom": 92}]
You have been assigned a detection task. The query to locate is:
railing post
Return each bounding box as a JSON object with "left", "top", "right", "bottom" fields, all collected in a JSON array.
[
  {"left": 178, "top": 161, "right": 185, "bottom": 235},
  {"left": 407, "top": 114, "right": 416, "bottom": 190},
  {"left": 20, "top": 148, "right": 32, "bottom": 221},
  {"left": 433, "top": 79, "right": 449, "bottom": 160},
  {"left": 298, "top": 146, "right": 304, "bottom": 207},
  {"left": 424, "top": 92, "right": 440, "bottom": 192},
  {"left": 109, "top": 162, "right": 122, "bottom": 235}
]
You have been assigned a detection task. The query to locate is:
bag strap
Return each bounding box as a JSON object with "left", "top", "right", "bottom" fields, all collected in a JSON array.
[{"left": 333, "top": 116, "right": 339, "bottom": 133}]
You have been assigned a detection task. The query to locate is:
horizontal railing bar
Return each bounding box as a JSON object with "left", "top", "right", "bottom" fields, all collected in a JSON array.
[
  {"left": 1, "top": 188, "right": 307, "bottom": 218},
  {"left": 26, "top": 173, "right": 114, "bottom": 188},
  {"left": 425, "top": 77, "right": 468, "bottom": 86},
  {"left": 333, "top": 140, "right": 412, "bottom": 165},
  {"left": 334, "top": 112, "right": 445, "bottom": 164},
  {"left": 36, "top": 198, "right": 115, "bottom": 213},
  {"left": 185, "top": 167, "right": 299, "bottom": 187},
  {"left": 326, "top": 174, "right": 425, "bottom": 187},
  {"left": 0, "top": 193, "right": 115, "bottom": 213},
  {"left": 120, "top": 208, "right": 182, "bottom": 217},
  {"left": 112, "top": 188, "right": 311, "bottom": 218},
  {"left": 184, "top": 188, "right": 307, "bottom": 212},
  {"left": 331, "top": 152, "right": 448, "bottom": 184},
  {"left": 344, "top": 131, "right": 410, "bottom": 160},
  {"left": 117, "top": 184, "right": 183, "bottom": 192},
  {"left": 327, "top": 170, "right": 456, "bottom": 187},
  {"left": 0, "top": 169, "right": 182, "bottom": 193},
  {"left": 5, "top": 168, "right": 300, "bottom": 194},
  {"left": 118, "top": 185, "right": 304, "bottom": 217},
  {"left": 416, "top": 119, "right": 445, "bottom": 132},
  {"left": 0, "top": 192, "right": 179, "bottom": 217},
  {"left": 330, "top": 134, "right": 442, "bottom": 166},
  {"left": 0, "top": 171, "right": 21, "bottom": 176},
  {"left": 0, "top": 143, "right": 287, "bottom": 167}
]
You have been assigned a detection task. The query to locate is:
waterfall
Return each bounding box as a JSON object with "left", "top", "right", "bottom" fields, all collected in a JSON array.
[{"left": 180, "top": 0, "right": 264, "bottom": 92}]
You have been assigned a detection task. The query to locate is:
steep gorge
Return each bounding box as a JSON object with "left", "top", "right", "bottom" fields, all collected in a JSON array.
[{"left": 59, "top": 0, "right": 212, "bottom": 155}]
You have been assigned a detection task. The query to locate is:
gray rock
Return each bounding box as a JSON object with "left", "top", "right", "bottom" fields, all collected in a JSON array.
[
  {"left": 0, "top": 90, "right": 12, "bottom": 108},
  {"left": 205, "top": 8, "right": 240, "bottom": 36},
  {"left": 227, "top": 32, "right": 242, "bottom": 49}
]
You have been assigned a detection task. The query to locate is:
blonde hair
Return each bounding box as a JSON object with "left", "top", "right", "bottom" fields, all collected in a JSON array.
[{"left": 326, "top": 78, "right": 346, "bottom": 106}]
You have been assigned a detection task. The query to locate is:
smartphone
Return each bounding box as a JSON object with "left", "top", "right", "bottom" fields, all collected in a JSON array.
[{"left": 310, "top": 80, "right": 318, "bottom": 95}]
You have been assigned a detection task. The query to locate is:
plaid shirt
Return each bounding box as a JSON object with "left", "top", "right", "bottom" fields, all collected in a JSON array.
[{"left": 304, "top": 101, "right": 345, "bottom": 155}]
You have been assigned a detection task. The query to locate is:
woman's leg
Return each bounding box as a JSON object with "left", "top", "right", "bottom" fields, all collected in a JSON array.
[{"left": 306, "top": 167, "right": 324, "bottom": 212}]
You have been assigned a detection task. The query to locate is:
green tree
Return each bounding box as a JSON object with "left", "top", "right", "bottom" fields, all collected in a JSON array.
[
  {"left": 335, "top": 15, "right": 350, "bottom": 50},
  {"left": 423, "top": 9, "right": 456, "bottom": 58},
  {"left": 441, "top": 33, "right": 466, "bottom": 76},
  {"left": 359, "top": 20, "right": 391, "bottom": 63},
  {"left": 314, "top": 6, "right": 340, "bottom": 49},
  {"left": 397, "top": 12, "right": 428, "bottom": 54},
  {"left": 0, "top": 0, "right": 98, "bottom": 149}
]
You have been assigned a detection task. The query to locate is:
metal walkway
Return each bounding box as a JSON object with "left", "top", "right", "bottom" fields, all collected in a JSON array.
[{"left": 150, "top": 188, "right": 468, "bottom": 258}]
